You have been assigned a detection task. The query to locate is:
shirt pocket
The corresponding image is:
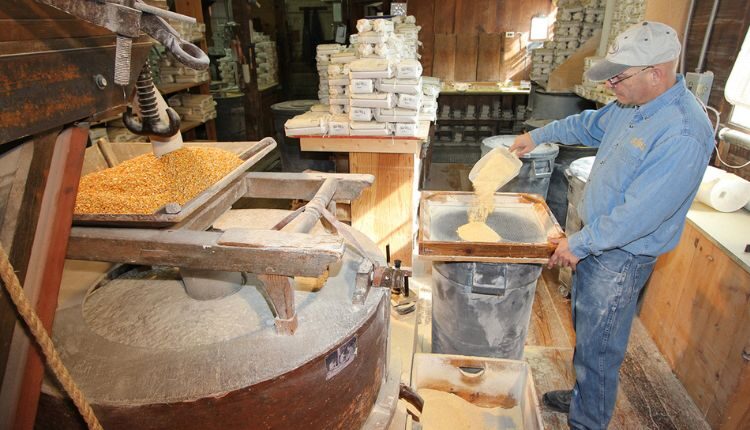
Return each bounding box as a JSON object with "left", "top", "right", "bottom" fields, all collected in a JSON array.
[{"left": 610, "top": 136, "right": 648, "bottom": 191}]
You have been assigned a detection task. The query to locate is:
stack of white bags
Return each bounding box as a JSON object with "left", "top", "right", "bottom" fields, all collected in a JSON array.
[{"left": 286, "top": 15, "right": 441, "bottom": 138}]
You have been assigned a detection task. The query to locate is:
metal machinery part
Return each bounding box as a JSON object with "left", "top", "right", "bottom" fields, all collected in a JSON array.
[
  {"left": 37, "top": 0, "right": 209, "bottom": 85},
  {"left": 35, "top": 167, "right": 411, "bottom": 429}
]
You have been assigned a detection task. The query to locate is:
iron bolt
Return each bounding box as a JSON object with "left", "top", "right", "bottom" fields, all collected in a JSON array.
[{"left": 94, "top": 74, "right": 108, "bottom": 90}]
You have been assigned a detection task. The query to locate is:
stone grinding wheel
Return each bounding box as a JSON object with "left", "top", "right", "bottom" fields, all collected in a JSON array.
[{"left": 36, "top": 209, "right": 390, "bottom": 430}]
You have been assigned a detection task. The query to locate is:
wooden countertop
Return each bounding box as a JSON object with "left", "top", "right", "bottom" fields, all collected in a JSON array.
[{"left": 687, "top": 202, "right": 750, "bottom": 273}]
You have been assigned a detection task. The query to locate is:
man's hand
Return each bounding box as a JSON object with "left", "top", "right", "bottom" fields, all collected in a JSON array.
[
  {"left": 509, "top": 133, "right": 536, "bottom": 156},
  {"left": 547, "top": 237, "right": 580, "bottom": 270}
]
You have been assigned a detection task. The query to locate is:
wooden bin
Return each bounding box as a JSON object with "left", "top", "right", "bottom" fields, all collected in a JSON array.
[{"left": 410, "top": 353, "right": 543, "bottom": 430}]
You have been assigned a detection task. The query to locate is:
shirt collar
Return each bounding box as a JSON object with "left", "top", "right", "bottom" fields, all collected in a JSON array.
[{"left": 636, "top": 74, "right": 687, "bottom": 120}]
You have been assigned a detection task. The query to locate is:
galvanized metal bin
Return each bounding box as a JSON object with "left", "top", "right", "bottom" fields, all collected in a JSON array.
[
  {"left": 410, "top": 353, "right": 543, "bottom": 430},
  {"left": 418, "top": 192, "right": 564, "bottom": 360}
]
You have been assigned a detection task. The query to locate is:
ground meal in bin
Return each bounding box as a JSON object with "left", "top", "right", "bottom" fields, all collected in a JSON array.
[
  {"left": 418, "top": 388, "right": 523, "bottom": 429},
  {"left": 456, "top": 150, "right": 520, "bottom": 242},
  {"left": 75, "top": 147, "right": 243, "bottom": 215}
]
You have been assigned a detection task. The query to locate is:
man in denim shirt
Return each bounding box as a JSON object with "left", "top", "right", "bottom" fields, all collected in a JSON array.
[{"left": 511, "top": 22, "right": 714, "bottom": 429}]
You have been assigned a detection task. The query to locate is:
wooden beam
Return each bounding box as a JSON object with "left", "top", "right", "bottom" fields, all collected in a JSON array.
[
  {"left": 243, "top": 172, "right": 374, "bottom": 201},
  {"left": 1, "top": 126, "right": 87, "bottom": 430},
  {"left": 66, "top": 227, "right": 344, "bottom": 277}
]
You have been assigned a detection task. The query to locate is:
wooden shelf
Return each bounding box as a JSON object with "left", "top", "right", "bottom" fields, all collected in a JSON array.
[
  {"left": 180, "top": 120, "right": 203, "bottom": 133},
  {"left": 157, "top": 81, "right": 209, "bottom": 95}
]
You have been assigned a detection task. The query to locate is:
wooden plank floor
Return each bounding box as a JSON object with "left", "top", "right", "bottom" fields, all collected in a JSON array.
[{"left": 528, "top": 269, "right": 710, "bottom": 430}]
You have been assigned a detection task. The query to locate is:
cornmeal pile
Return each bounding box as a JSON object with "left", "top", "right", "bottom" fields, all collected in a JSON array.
[
  {"left": 75, "top": 147, "right": 243, "bottom": 215},
  {"left": 419, "top": 388, "right": 523, "bottom": 430},
  {"left": 457, "top": 149, "right": 520, "bottom": 242}
]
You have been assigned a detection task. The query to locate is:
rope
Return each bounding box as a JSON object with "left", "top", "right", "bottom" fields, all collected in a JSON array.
[{"left": 0, "top": 244, "right": 103, "bottom": 430}]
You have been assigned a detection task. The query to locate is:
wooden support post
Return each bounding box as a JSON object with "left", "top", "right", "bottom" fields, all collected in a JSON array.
[
  {"left": 257, "top": 275, "right": 298, "bottom": 335},
  {"left": 0, "top": 126, "right": 88, "bottom": 430}
]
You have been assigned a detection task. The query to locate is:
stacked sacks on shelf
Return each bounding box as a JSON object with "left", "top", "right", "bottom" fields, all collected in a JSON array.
[
  {"left": 328, "top": 48, "right": 358, "bottom": 115},
  {"left": 530, "top": 0, "right": 605, "bottom": 87},
  {"left": 576, "top": 0, "right": 641, "bottom": 104},
  {"left": 167, "top": 94, "right": 217, "bottom": 123},
  {"left": 316, "top": 44, "right": 343, "bottom": 105},
  {"left": 254, "top": 33, "right": 279, "bottom": 89},
  {"left": 159, "top": 52, "right": 210, "bottom": 84}
]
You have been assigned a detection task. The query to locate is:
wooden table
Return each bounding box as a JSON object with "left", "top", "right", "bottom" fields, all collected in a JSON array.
[{"left": 299, "top": 122, "right": 431, "bottom": 266}]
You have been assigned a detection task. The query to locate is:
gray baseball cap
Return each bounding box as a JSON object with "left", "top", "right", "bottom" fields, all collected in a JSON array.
[{"left": 586, "top": 21, "right": 681, "bottom": 82}]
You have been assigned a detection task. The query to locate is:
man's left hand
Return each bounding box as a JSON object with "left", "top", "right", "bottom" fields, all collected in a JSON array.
[{"left": 547, "top": 237, "right": 580, "bottom": 270}]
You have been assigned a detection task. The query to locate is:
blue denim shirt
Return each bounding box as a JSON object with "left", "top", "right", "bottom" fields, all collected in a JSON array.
[{"left": 529, "top": 75, "right": 714, "bottom": 258}]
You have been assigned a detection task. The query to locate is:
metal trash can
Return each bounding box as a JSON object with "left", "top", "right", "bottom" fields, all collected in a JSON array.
[
  {"left": 432, "top": 261, "right": 543, "bottom": 360},
  {"left": 527, "top": 85, "right": 595, "bottom": 121},
  {"left": 215, "top": 93, "right": 246, "bottom": 141},
  {"left": 481, "top": 135, "right": 559, "bottom": 199},
  {"left": 547, "top": 144, "right": 598, "bottom": 227},
  {"left": 559, "top": 156, "right": 594, "bottom": 295},
  {"left": 270, "top": 100, "right": 334, "bottom": 172}
]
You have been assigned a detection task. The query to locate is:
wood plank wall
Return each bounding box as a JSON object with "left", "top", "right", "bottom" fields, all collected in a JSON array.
[{"left": 408, "top": 0, "right": 553, "bottom": 81}]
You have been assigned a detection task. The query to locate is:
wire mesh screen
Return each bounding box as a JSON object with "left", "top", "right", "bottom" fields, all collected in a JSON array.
[{"left": 427, "top": 204, "right": 546, "bottom": 243}]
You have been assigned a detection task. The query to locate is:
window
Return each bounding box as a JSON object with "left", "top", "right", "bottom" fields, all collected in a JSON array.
[
  {"left": 529, "top": 15, "right": 550, "bottom": 42},
  {"left": 725, "top": 28, "right": 750, "bottom": 129}
]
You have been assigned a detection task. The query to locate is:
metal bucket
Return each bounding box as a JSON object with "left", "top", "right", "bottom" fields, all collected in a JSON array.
[
  {"left": 270, "top": 100, "right": 334, "bottom": 172},
  {"left": 432, "top": 262, "right": 542, "bottom": 360},
  {"left": 481, "top": 135, "right": 559, "bottom": 199}
]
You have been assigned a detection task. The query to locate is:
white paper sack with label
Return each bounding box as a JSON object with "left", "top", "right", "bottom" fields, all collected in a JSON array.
[
  {"left": 349, "top": 58, "right": 394, "bottom": 79},
  {"left": 349, "top": 107, "right": 374, "bottom": 122},
  {"left": 327, "top": 115, "right": 351, "bottom": 136},
  {"left": 394, "top": 122, "right": 419, "bottom": 137},
  {"left": 396, "top": 59, "right": 422, "bottom": 79},
  {"left": 397, "top": 93, "right": 422, "bottom": 110},
  {"left": 350, "top": 92, "right": 395, "bottom": 108},
  {"left": 350, "top": 78, "right": 375, "bottom": 94},
  {"left": 376, "top": 78, "right": 422, "bottom": 94},
  {"left": 349, "top": 121, "right": 392, "bottom": 136},
  {"left": 375, "top": 108, "right": 420, "bottom": 124},
  {"left": 284, "top": 111, "right": 330, "bottom": 136}
]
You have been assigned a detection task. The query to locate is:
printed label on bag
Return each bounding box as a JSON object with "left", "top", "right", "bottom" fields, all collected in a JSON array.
[{"left": 350, "top": 107, "right": 372, "bottom": 121}]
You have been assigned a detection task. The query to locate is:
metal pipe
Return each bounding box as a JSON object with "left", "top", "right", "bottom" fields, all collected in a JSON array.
[
  {"left": 696, "top": 0, "right": 721, "bottom": 73},
  {"left": 719, "top": 127, "right": 750, "bottom": 150},
  {"left": 680, "top": 0, "right": 696, "bottom": 74}
]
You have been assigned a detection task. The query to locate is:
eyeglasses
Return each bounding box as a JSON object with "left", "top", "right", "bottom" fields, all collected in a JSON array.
[{"left": 607, "top": 66, "right": 654, "bottom": 86}]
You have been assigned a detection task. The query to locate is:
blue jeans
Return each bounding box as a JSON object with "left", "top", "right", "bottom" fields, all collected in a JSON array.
[{"left": 568, "top": 248, "right": 657, "bottom": 430}]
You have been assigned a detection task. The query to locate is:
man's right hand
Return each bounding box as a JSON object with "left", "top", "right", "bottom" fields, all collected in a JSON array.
[{"left": 509, "top": 133, "right": 536, "bottom": 156}]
